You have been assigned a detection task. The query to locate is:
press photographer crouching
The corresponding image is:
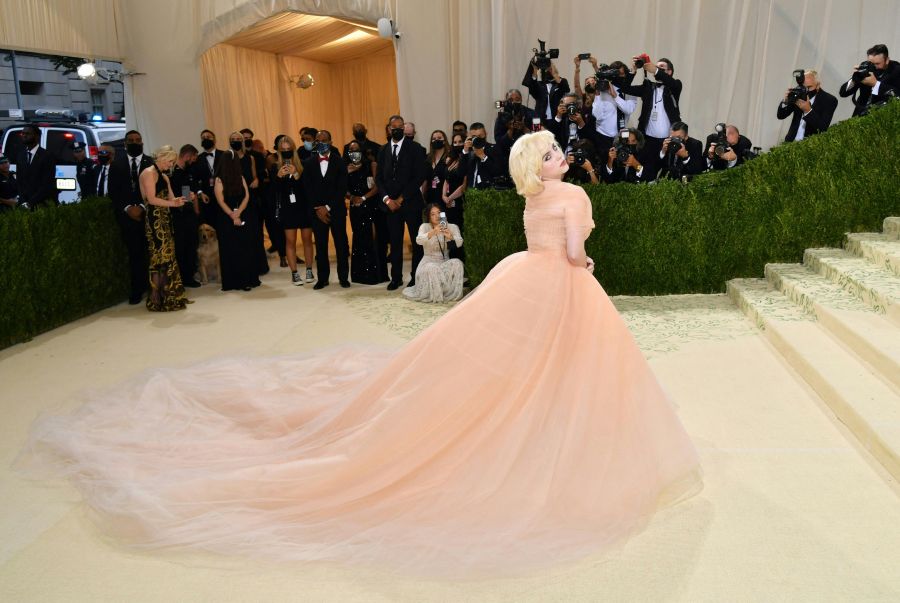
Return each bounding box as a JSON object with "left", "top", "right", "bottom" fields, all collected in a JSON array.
[
  {"left": 839, "top": 44, "right": 900, "bottom": 117},
  {"left": 776, "top": 69, "right": 838, "bottom": 142},
  {"left": 547, "top": 92, "right": 595, "bottom": 153},
  {"left": 564, "top": 139, "right": 600, "bottom": 185},
  {"left": 493, "top": 89, "right": 535, "bottom": 141},
  {"left": 604, "top": 128, "right": 647, "bottom": 184},
  {"left": 704, "top": 124, "right": 753, "bottom": 171},
  {"left": 403, "top": 204, "right": 464, "bottom": 304},
  {"left": 657, "top": 121, "right": 704, "bottom": 180},
  {"left": 461, "top": 123, "right": 497, "bottom": 190}
]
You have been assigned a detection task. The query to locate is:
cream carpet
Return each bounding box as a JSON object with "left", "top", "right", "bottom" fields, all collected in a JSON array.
[{"left": 2, "top": 263, "right": 899, "bottom": 602}]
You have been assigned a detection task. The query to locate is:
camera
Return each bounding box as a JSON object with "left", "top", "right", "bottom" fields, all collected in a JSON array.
[
  {"left": 595, "top": 63, "right": 620, "bottom": 92},
  {"left": 786, "top": 69, "right": 808, "bottom": 104},
  {"left": 471, "top": 136, "right": 486, "bottom": 150},
  {"left": 852, "top": 60, "right": 876, "bottom": 84},
  {"left": 499, "top": 99, "right": 524, "bottom": 117},
  {"left": 668, "top": 136, "right": 684, "bottom": 154},
  {"left": 633, "top": 53, "right": 651, "bottom": 68},
  {"left": 570, "top": 149, "right": 586, "bottom": 166},
  {"left": 532, "top": 39, "right": 559, "bottom": 70},
  {"left": 565, "top": 103, "right": 578, "bottom": 117},
  {"left": 710, "top": 122, "right": 728, "bottom": 156},
  {"left": 615, "top": 131, "right": 633, "bottom": 166}
]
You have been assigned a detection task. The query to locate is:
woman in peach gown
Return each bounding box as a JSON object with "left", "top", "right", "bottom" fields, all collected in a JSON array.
[{"left": 20, "top": 130, "right": 701, "bottom": 578}]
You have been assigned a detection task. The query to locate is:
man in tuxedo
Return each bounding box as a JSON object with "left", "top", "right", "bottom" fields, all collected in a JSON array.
[
  {"left": 169, "top": 144, "right": 202, "bottom": 288},
  {"left": 840, "top": 43, "right": 900, "bottom": 117},
  {"left": 72, "top": 141, "right": 97, "bottom": 198},
  {"left": 94, "top": 146, "right": 113, "bottom": 197},
  {"left": 522, "top": 59, "right": 570, "bottom": 122},
  {"left": 493, "top": 89, "right": 536, "bottom": 141},
  {"left": 546, "top": 92, "right": 596, "bottom": 153},
  {"left": 303, "top": 130, "right": 350, "bottom": 290},
  {"left": 376, "top": 114, "right": 427, "bottom": 290},
  {"left": 704, "top": 125, "right": 752, "bottom": 171},
  {"left": 603, "top": 129, "right": 648, "bottom": 184},
  {"left": 14, "top": 124, "right": 57, "bottom": 209},
  {"left": 657, "top": 122, "right": 705, "bottom": 180},
  {"left": 777, "top": 70, "right": 838, "bottom": 142},
  {"left": 461, "top": 122, "right": 499, "bottom": 191},
  {"left": 193, "top": 129, "right": 223, "bottom": 226},
  {"left": 620, "top": 56, "right": 682, "bottom": 180},
  {"left": 109, "top": 129, "right": 153, "bottom": 304}
]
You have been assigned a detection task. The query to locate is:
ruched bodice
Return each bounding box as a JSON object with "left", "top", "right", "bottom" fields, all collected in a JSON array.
[{"left": 524, "top": 181, "right": 595, "bottom": 254}]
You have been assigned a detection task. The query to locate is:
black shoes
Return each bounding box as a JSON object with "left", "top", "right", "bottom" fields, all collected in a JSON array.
[
  {"left": 128, "top": 295, "right": 142, "bottom": 305},
  {"left": 184, "top": 280, "right": 201, "bottom": 288},
  {"left": 387, "top": 281, "right": 401, "bottom": 291},
  {"left": 408, "top": 280, "right": 416, "bottom": 287},
  {"left": 313, "top": 281, "right": 329, "bottom": 290},
  {"left": 339, "top": 280, "right": 351, "bottom": 289}
]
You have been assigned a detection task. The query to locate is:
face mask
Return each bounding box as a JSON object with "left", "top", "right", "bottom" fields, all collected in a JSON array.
[
  {"left": 431, "top": 139, "right": 445, "bottom": 150},
  {"left": 453, "top": 143, "right": 463, "bottom": 150},
  {"left": 316, "top": 142, "right": 330, "bottom": 155},
  {"left": 303, "top": 141, "right": 314, "bottom": 151},
  {"left": 200, "top": 139, "right": 215, "bottom": 151},
  {"left": 97, "top": 155, "right": 111, "bottom": 164},
  {"left": 353, "top": 130, "right": 366, "bottom": 140},
  {"left": 584, "top": 84, "right": 595, "bottom": 94},
  {"left": 280, "top": 150, "right": 294, "bottom": 160},
  {"left": 348, "top": 151, "right": 362, "bottom": 163},
  {"left": 244, "top": 139, "right": 253, "bottom": 149},
  {"left": 126, "top": 143, "right": 143, "bottom": 157},
  {"left": 390, "top": 128, "right": 404, "bottom": 142},
  {"left": 229, "top": 140, "right": 243, "bottom": 151}
]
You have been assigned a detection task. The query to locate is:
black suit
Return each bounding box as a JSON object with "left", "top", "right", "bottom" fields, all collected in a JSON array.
[
  {"left": 602, "top": 161, "right": 648, "bottom": 184},
  {"left": 302, "top": 149, "right": 349, "bottom": 285},
  {"left": 75, "top": 158, "right": 98, "bottom": 198},
  {"left": 657, "top": 136, "right": 705, "bottom": 180},
  {"left": 620, "top": 70, "right": 683, "bottom": 178},
  {"left": 704, "top": 134, "right": 752, "bottom": 170},
  {"left": 777, "top": 89, "right": 838, "bottom": 142},
  {"left": 376, "top": 137, "right": 427, "bottom": 285},
  {"left": 545, "top": 112, "right": 597, "bottom": 151},
  {"left": 192, "top": 149, "right": 224, "bottom": 226},
  {"left": 109, "top": 154, "right": 154, "bottom": 301},
  {"left": 169, "top": 164, "right": 200, "bottom": 285},
  {"left": 463, "top": 143, "right": 500, "bottom": 190},
  {"left": 15, "top": 147, "right": 57, "bottom": 209},
  {"left": 839, "top": 61, "right": 900, "bottom": 116},
  {"left": 522, "top": 64, "right": 570, "bottom": 121}
]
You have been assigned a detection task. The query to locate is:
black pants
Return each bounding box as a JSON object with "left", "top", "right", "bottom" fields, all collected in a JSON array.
[
  {"left": 373, "top": 210, "right": 390, "bottom": 282},
  {"left": 172, "top": 207, "right": 199, "bottom": 284},
  {"left": 386, "top": 205, "right": 423, "bottom": 285},
  {"left": 640, "top": 135, "right": 665, "bottom": 182},
  {"left": 118, "top": 215, "right": 147, "bottom": 299},
  {"left": 311, "top": 210, "right": 349, "bottom": 284},
  {"left": 263, "top": 187, "right": 286, "bottom": 257}
]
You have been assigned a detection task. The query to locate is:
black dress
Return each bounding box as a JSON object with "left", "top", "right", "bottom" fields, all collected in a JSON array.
[
  {"left": 240, "top": 152, "right": 269, "bottom": 275},
  {"left": 424, "top": 156, "right": 448, "bottom": 207},
  {"left": 346, "top": 162, "right": 383, "bottom": 284},
  {"left": 263, "top": 161, "right": 286, "bottom": 257},
  {"left": 216, "top": 182, "right": 262, "bottom": 292},
  {"left": 275, "top": 171, "right": 311, "bottom": 230},
  {"left": 443, "top": 158, "right": 467, "bottom": 262},
  {"left": 144, "top": 166, "right": 189, "bottom": 311}
]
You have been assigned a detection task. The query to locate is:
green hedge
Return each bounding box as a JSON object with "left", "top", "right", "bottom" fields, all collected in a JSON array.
[
  {"left": 0, "top": 197, "right": 128, "bottom": 349},
  {"left": 465, "top": 100, "right": 900, "bottom": 295}
]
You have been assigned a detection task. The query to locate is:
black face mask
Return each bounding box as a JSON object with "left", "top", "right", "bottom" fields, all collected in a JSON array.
[
  {"left": 229, "top": 140, "right": 243, "bottom": 151},
  {"left": 200, "top": 139, "right": 215, "bottom": 151},
  {"left": 430, "top": 139, "right": 445, "bottom": 150},
  {"left": 244, "top": 139, "right": 253, "bottom": 149},
  {"left": 97, "top": 155, "right": 111, "bottom": 164},
  {"left": 280, "top": 150, "right": 294, "bottom": 160},
  {"left": 584, "top": 84, "right": 595, "bottom": 94},
  {"left": 390, "top": 128, "right": 404, "bottom": 142},
  {"left": 126, "top": 143, "right": 143, "bottom": 158},
  {"left": 353, "top": 130, "right": 366, "bottom": 140}
]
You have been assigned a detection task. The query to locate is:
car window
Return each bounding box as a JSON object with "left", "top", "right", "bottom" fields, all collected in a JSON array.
[
  {"left": 2, "top": 127, "right": 25, "bottom": 161},
  {"left": 97, "top": 129, "right": 126, "bottom": 143},
  {"left": 46, "top": 129, "right": 88, "bottom": 165}
]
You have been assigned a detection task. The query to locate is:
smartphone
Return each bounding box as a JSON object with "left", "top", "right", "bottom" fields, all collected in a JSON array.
[
  {"left": 181, "top": 185, "right": 191, "bottom": 202},
  {"left": 439, "top": 211, "right": 448, "bottom": 228},
  {"left": 531, "top": 117, "right": 542, "bottom": 132},
  {"left": 578, "top": 53, "right": 591, "bottom": 61}
]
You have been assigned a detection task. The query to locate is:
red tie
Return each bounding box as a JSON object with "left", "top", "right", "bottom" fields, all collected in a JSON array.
[{"left": 318, "top": 155, "right": 329, "bottom": 162}]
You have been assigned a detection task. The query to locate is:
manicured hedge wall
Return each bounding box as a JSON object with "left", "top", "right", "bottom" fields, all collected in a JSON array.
[
  {"left": 0, "top": 197, "right": 128, "bottom": 349},
  {"left": 465, "top": 100, "right": 900, "bottom": 295}
]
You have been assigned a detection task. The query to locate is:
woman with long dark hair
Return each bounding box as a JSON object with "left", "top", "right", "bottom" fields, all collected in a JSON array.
[{"left": 214, "top": 136, "right": 260, "bottom": 292}]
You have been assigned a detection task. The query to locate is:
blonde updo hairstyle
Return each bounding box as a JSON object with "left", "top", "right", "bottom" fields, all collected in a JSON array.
[
  {"left": 508, "top": 129, "right": 557, "bottom": 197},
  {"left": 153, "top": 145, "right": 177, "bottom": 163}
]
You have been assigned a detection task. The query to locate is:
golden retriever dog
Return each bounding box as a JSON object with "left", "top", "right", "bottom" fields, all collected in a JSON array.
[{"left": 197, "top": 224, "right": 221, "bottom": 284}]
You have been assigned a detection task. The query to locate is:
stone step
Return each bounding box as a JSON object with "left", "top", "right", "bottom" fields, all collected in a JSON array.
[
  {"left": 845, "top": 233, "right": 900, "bottom": 278},
  {"left": 803, "top": 248, "right": 900, "bottom": 326},
  {"left": 764, "top": 264, "right": 900, "bottom": 390},
  {"left": 884, "top": 217, "right": 900, "bottom": 240},
  {"left": 727, "top": 277, "right": 900, "bottom": 483}
]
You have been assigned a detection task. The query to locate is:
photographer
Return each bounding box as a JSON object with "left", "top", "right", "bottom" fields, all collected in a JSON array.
[
  {"left": 620, "top": 55, "right": 682, "bottom": 179},
  {"left": 657, "top": 122, "right": 704, "bottom": 180},
  {"left": 546, "top": 92, "right": 595, "bottom": 153},
  {"left": 564, "top": 139, "right": 600, "bottom": 185},
  {"left": 522, "top": 45, "right": 570, "bottom": 121},
  {"left": 839, "top": 44, "right": 900, "bottom": 116},
  {"left": 704, "top": 124, "right": 752, "bottom": 171},
  {"left": 589, "top": 60, "right": 638, "bottom": 157},
  {"left": 495, "top": 105, "right": 530, "bottom": 177},
  {"left": 494, "top": 89, "right": 536, "bottom": 141},
  {"left": 603, "top": 128, "right": 647, "bottom": 184},
  {"left": 776, "top": 70, "right": 837, "bottom": 142},
  {"left": 461, "top": 123, "right": 498, "bottom": 190}
]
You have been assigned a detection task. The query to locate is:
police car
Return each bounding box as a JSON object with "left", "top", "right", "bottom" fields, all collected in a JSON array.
[{"left": 0, "top": 109, "right": 126, "bottom": 203}]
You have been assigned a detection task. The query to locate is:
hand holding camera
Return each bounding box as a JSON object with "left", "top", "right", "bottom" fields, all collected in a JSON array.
[{"left": 633, "top": 53, "right": 652, "bottom": 71}]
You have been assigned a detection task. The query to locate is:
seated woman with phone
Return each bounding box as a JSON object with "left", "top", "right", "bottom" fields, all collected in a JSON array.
[{"left": 403, "top": 203, "right": 465, "bottom": 303}]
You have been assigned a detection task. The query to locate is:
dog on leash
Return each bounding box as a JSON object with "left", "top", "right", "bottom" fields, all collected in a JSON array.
[{"left": 197, "top": 224, "right": 221, "bottom": 284}]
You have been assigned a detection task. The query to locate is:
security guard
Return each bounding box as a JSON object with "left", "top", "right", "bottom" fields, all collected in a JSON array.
[
  {"left": 72, "top": 141, "right": 98, "bottom": 198},
  {"left": 0, "top": 154, "right": 18, "bottom": 211}
]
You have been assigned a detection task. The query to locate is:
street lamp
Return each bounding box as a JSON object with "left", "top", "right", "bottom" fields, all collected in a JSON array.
[{"left": 76, "top": 61, "right": 143, "bottom": 83}]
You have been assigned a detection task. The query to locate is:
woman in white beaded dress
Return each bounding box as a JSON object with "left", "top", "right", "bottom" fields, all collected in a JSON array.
[{"left": 403, "top": 203, "right": 465, "bottom": 303}]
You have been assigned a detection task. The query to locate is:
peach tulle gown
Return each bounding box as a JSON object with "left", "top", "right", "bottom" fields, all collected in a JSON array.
[{"left": 20, "top": 180, "right": 701, "bottom": 578}]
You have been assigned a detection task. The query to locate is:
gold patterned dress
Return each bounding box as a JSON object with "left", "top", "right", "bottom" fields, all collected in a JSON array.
[{"left": 144, "top": 166, "right": 188, "bottom": 311}]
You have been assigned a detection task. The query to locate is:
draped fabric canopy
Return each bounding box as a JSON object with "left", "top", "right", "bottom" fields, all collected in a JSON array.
[{"left": 1, "top": 0, "right": 898, "bottom": 152}]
